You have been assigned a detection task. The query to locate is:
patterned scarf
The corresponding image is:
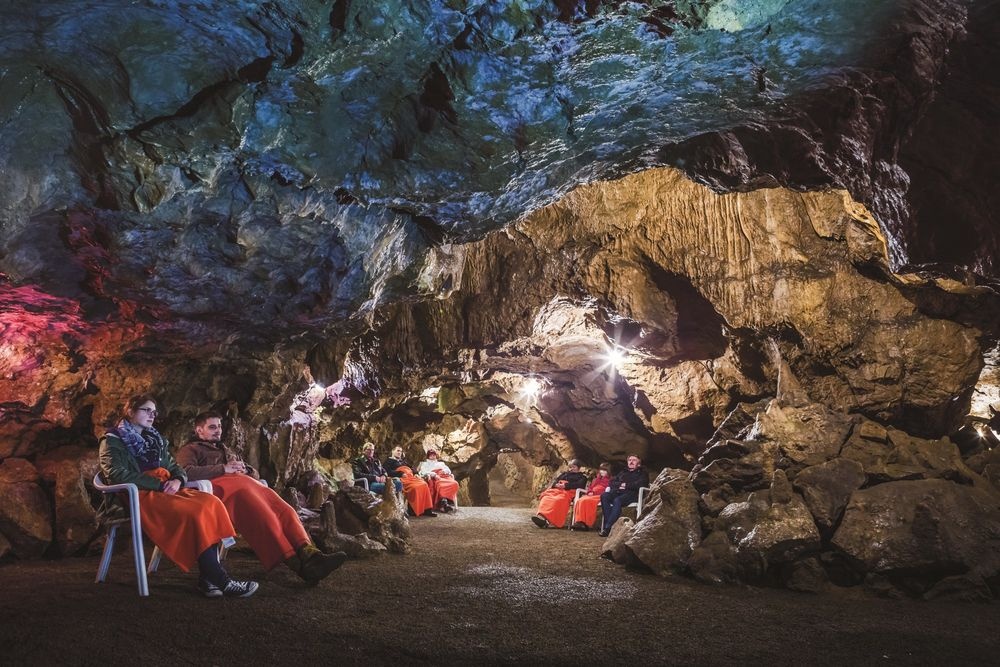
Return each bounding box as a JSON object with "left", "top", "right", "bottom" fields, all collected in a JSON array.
[{"left": 111, "top": 419, "right": 163, "bottom": 465}]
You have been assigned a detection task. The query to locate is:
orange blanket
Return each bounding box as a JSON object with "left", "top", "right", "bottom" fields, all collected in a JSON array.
[
  {"left": 572, "top": 494, "right": 601, "bottom": 528},
  {"left": 427, "top": 472, "right": 459, "bottom": 506},
  {"left": 136, "top": 468, "right": 235, "bottom": 572},
  {"left": 394, "top": 466, "right": 434, "bottom": 516},
  {"left": 211, "top": 474, "right": 310, "bottom": 570},
  {"left": 537, "top": 488, "right": 576, "bottom": 528}
]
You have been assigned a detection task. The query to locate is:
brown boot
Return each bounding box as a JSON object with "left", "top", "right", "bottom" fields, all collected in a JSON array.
[
  {"left": 296, "top": 543, "right": 348, "bottom": 585},
  {"left": 284, "top": 553, "right": 304, "bottom": 576}
]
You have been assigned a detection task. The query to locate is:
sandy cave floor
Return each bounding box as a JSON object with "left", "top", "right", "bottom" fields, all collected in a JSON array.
[{"left": 1, "top": 506, "right": 998, "bottom": 666}]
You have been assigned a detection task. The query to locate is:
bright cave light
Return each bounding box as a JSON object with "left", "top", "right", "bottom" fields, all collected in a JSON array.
[
  {"left": 603, "top": 345, "right": 628, "bottom": 370},
  {"left": 520, "top": 377, "right": 542, "bottom": 399}
]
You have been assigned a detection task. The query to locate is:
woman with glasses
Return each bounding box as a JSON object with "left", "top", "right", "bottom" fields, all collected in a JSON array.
[{"left": 98, "top": 394, "right": 258, "bottom": 598}]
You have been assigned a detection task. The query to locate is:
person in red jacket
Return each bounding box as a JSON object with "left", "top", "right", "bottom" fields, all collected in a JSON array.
[{"left": 570, "top": 462, "right": 613, "bottom": 531}]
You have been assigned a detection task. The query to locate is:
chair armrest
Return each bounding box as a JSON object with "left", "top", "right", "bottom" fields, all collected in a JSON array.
[
  {"left": 184, "top": 480, "right": 212, "bottom": 493},
  {"left": 92, "top": 473, "right": 141, "bottom": 521},
  {"left": 92, "top": 472, "right": 138, "bottom": 495},
  {"left": 355, "top": 478, "right": 370, "bottom": 491},
  {"left": 637, "top": 486, "right": 650, "bottom": 517},
  {"left": 573, "top": 488, "right": 586, "bottom": 503}
]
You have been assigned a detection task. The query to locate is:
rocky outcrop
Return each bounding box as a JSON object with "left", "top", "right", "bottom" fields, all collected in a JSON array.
[
  {"left": 712, "top": 470, "right": 821, "bottom": 580},
  {"left": 621, "top": 478, "right": 702, "bottom": 577},
  {"left": 832, "top": 480, "right": 1000, "bottom": 586},
  {"left": 604, "top": 389, "right": 1000, "bottom": 599},
  {"left": 35, "top": 447, "right": 100, "bottom": 556},
  {"left": 0, "top": 459, "right": 53, "bottom": 559},
  {"left": 792, "top": 459, "right": 866, "bottom": 532}
]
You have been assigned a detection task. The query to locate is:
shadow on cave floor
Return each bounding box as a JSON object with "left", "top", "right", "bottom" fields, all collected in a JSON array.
[{"left": 1, "top": 507, "right": 998, "bottom": 666}]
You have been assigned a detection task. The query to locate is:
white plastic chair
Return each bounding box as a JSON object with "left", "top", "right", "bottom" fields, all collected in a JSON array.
[
  {"left": 567, "top": 488, "right": 587, "bottom": 528},
  {"left": 92, "top": 473, "right": 215, "bottom": 596},
  {"left": 599, "top": 486, "right": 650, "bottom": 533}
]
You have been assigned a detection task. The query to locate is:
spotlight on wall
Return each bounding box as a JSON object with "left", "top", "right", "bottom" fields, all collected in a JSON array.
[
  {"left": 603, "top": 345, "right": 628, "bottom": 370},
  {"left": 520, "top": 377, "right": 542, "bottom": 399}
]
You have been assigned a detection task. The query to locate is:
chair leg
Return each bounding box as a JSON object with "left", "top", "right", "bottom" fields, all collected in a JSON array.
[
  {"left": 130, "top": 517, "right": 149, "bottom": 597},
  {"left": 147, "top": 547, "right": 162, "bottom": 574},
  {"left": 96, "top": 525, "right": 117, "bottom": 583}
]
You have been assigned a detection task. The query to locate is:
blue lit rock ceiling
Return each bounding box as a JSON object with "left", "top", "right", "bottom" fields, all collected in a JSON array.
[{"left": 2, "top": 0, "right": 991, "bottom": 350}]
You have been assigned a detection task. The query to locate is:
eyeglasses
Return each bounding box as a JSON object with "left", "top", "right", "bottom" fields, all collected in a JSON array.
[{"left": 137, "top": 407, "right": 158, "bottom": 416}]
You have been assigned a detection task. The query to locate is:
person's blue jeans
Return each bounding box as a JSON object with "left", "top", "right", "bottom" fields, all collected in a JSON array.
[
  {"left": 600, "top": 488, "right": 639, "bottom": 533},
  {"left": 370, "top": 478, "right": 402, "bottom": 494}
]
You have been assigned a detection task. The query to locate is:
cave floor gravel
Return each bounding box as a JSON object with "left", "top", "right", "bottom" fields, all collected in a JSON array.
[{"left": 1, "top": 506, "right": 998, "bottom": 666}]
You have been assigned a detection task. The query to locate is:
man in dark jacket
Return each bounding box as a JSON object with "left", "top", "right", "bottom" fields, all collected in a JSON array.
[
  {"left": 177, "top": 411, "right": 347, "bottom": 584},
  {"left": 353, "top": 442, "right": 402, "bottom": 494},
  {"left": 598, "top": 455, "right": 649, "bottom": 536}
]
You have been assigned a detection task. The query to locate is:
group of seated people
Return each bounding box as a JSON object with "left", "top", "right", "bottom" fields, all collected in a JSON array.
[
  {"left": 98, "top": 394, "right": 348, "bottom": 599},
  {"left": 353, "top": 443, "right": 459, "bottom": 517},
  {"left": 531, "top": 455, "right": 649, "bottom": 537}
]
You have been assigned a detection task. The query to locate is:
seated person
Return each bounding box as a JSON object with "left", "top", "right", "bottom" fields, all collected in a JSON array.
[
  {"left": 417, "top": 449, "right": 459, "bottom": 512},
  {"left": 353, "top": 442, "right": 403, "bottom": 495},
  {"left": 177, "top": 411, "right": 347, "bottom": 585},
  {"left": 99, "top": 395, "right": 257, "bottom": 598},
  {"left": 570, "top": 462, "right": 612, "bottom": 531},
  {"left": 598, "top": 454, "right": 649, "bottom": 537},
  {"left": 531, "top": 459, "right": 588, "bottom": 529},
  {"left": 386, "top": 446, "right": 437, "bottom": 517}
]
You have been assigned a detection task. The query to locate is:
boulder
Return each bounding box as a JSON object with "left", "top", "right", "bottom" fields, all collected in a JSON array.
[
  {"left": 715, "top": 470, "right": 821, "bottom": 576},
  {"left": 699, "top": 484, "right": 736, "bottom": 516},
  {"left": 0, "top": 459, "right": 52, "bottom": 558},
  {"left": 781, "top": 556, "right": 829, "bottom": 593},
  {"left": 691, "top": 457, "right": 766, "bottom": 494},
  {"left": 315, "top": 502, "right": 387, "bottom": 559},
  {"left": 0, "top": 458, "right": 39, "bottom": 484},
  {"left": 753, "top": 401, "right": 856, "bottom": 468},
  {"left": 687, "top": 530, "right": 739, "bottom": 585},
  {"left": 641, "top": 467, "right": 690, "bottom": 516},
  {"left": 983, "top": 464, "right": 1000, "bottom": 491},
  {"left": 707, "top": 401, "right": 769, "bottom": 447},
  {"left": 623, "top": 478, "right": 702, "bottom": 576},
  {"left": 792, "top": 458, "right": 866, "bottom": 531},
  {"left": 884, "top": 429, "right": 976, "bottom": 484},
  {"left": 842, "top": 423, "right": 977, "bottom": 484},
  {"left": 599, "top": 517, "right": 636, "bottom": 566},
  {"left": 697, "top": 439, "right": 756, "bottom": 468},
  {"left": 367, "top": 481, "right": 411, "bottom": 554},
  {"left": 36, "top": 447, "right": 100, "bottom": 556},
  {"left": 831, "top": 479, "right": 1000, "bottom": 581},
  {"left": 923, "top": 574, "right": 994, "bottom": 602}
]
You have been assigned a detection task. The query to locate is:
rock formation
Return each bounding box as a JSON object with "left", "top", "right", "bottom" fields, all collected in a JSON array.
[{"left": 0, "top": 0, "right": 998, "bottom": 598}]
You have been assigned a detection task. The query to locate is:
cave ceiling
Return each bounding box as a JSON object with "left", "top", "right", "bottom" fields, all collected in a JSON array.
[{"left": 1, "top": 0, "right": 999, "bottom": 457}]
